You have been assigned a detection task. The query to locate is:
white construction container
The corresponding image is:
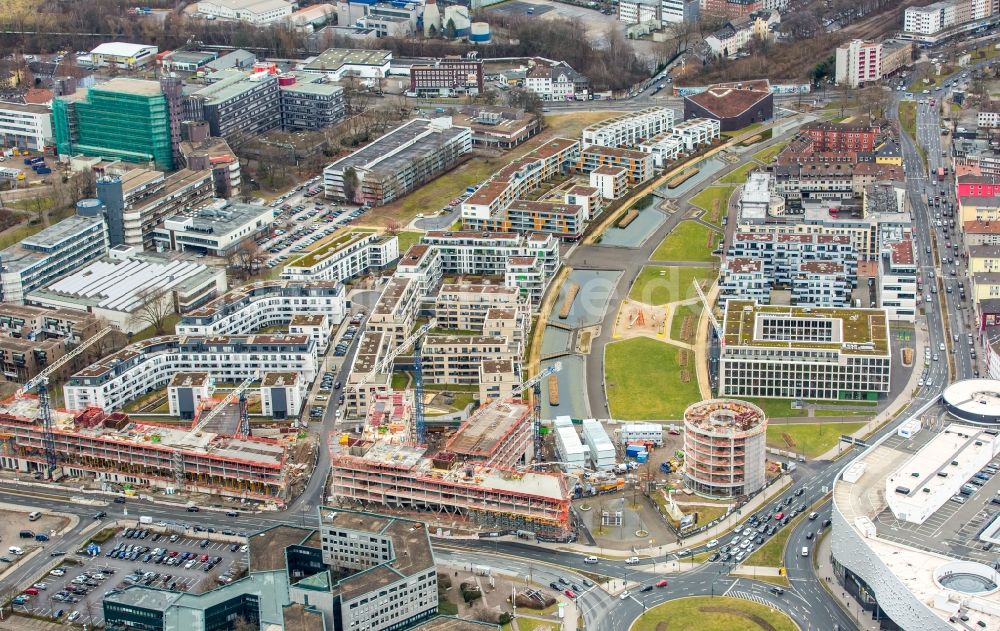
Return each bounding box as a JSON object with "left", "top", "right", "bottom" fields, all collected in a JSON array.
[
  {"left": 555, "top": 425, "right": 588, "bottom": 471},
  {"left": 581, "top": 418, "right": 616, "bottom": 470},
  {"left": 619, "top": 422, "right": 664, "bottom": 447}
]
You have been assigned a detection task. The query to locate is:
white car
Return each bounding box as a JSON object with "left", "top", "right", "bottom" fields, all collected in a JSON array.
[
  {"left": 619, "top": 590, "right": 631, "bottom": 600},
  {"left": 68, "top": 611, "right": 80, "bottom": 622},
  {"left": 706, "top": 539, "right": 719, "bottom": 549},
  {"left": 625, "top": 556, "right": 640, "bottom": 565},
  {"left": 584, "top": 556, "right": 599, "bottom": 564}
]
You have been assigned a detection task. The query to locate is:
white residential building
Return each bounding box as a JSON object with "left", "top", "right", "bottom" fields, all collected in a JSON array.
[
  {"left": 281, "top": 232, "right": 398, "bottom": 284},
  {"left": 394, "top": 244, "right": 443, "bottom": 299},
  {"left": 979, "top": 111, "right": 1000, "bottom": 129},
  {"left": 589, "top": 165, "right": 629, "bottom": 199},
  {"left": 0, "top": 102, "right": 53, "bottom": 150},
  {"left": 0, "top": 215, "right": 109, "bottom": 304},
  {"left": 63, "top": 334, "right": 318, "bottom": 412},
  {"left": 581, "top": 418, "right": 616, "bottom": 470},
  {"left": 719, "top": 257, "right": 771, "bottom": 306},
  {"left": 197, "top": 0, "right": 294, "bottom": 24},
  {"left": 524, "top": 61, "right": 589, "bottom": 101},
  {"left": 880, "top": 239, "right": 918, "bottom": 322},
  {"left": 582, "top": 107, "right": 675, "bottom": 149},
  {"left": 176, "top": 280, "right": 345, "bottom": 336},
  {"left": 638, "top": 132, "right": 684, "bottom": 168},
  {"left": 671, "top": 118, "right": 721, "bottom": 151},
  {"left": 903, "top": 0, "right": 995, "bottom": 35},
  {"left": 835, "top": 39, "right": 913, "bottom": 88},
  {"left": 259, "top": 372, "right": 305, "bottom": 419}
]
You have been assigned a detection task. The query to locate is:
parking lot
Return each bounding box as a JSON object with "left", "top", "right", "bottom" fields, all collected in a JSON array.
[
  {"left": 15, "top": 527, "right": 248, "bottom": 627},
  {"left": 0, "top": 508, "right": 69, "bottom": 569}
]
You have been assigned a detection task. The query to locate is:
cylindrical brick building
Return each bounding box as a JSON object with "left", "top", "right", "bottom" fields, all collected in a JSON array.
[{"left": 683, "top": 399, "right": 767, "bottom": 498}]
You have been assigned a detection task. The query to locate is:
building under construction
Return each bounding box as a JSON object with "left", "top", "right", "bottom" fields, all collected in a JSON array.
[
  {"left": 329, "top": 394, "right": 572, "bottom": 539},
  {"left": 0, "top": 396, "right": 291, "bottom": 501}
]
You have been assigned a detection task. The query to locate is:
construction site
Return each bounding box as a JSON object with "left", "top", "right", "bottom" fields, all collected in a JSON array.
[{"left": 329, "top": 390, "right": 574, "bottom": 540}]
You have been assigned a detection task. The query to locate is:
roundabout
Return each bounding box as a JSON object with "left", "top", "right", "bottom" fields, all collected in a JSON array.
[{"left": 629, "top": 596, "right": 799, "bottom": 631}]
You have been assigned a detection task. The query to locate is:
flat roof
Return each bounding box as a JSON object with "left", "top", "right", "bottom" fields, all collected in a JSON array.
[
  {"left": 942, "top": 379, "right": 1000, "bottom": 420},
  {"left": 93, "top": 78, "right": 163, "bottom": 96},
  {"left": 722, "top": 299, "right": 890, "bottom": 355},
  {"left": 325, "top": 118, "right": 469, "bottom": 180},
  {"left": 90, "top": 42, "right": 157, "bottom": 58},
  {"left": 0, "top": 215, "right": 105, "bottom": 274},
  {"left": 0, "top": 100, "right": 50, "bottom": 115},
  {"left": 444, "top": 401, "right": 531, "bottom": 457},
  {"left": 286, "top": 230, "right": 373, "bottom": 268},
  {"left": 303, "top": 48, "right": 391, "bottom": 71}
]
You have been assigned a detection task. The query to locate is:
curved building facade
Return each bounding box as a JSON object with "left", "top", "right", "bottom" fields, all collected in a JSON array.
[
  {"left": 942, "top": 379, "right": 1000, "bottom": 424},
  {"left": 683, "top": 399, "right": 767, "bottom": 498}
]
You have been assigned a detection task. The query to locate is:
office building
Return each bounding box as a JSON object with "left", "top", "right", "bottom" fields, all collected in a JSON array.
[
  {"left": 152, "top": 201, "right": 274, "bottom": 257},
  {"left": 719, "top": 300, "right": 892, "bottom": 400},
  {"left": 662, "top": 0, "right": 700, "bottom": 22},
  {"left": 53, "top": 78, "right": 178, "bottom": 170},
  {"left": 160, "top": 50, "right": 218, "bottom": 73},
  {"left": 205, "top": 49, "right": 257, "bottom": 72},
  {"left": 835, "top": 39, "right": 913, "bottom": 88},
  {"left": 0, "top": 102, "right": 53, "bottom": 151},
  {"left": 684, "top": 399, "right": 767, "bottom": 497},
  {"left": 279, "top": 72, "right": 345, "bottom": 131},
  {"left": 185, "top": 69, "right": 281, "bottom": 140},
  {"left": 409, "top": 58, "right": 484, "bottom": 96},
  {"left": 177, "top": 280, "right": 345, "bottom": 336},
  {"left": 618, "top": 0, "right": 661, "bottom": 23},
  {"left": 179, "top": 136, "right": 242, "bottom": 198},
  {"left": 0, "top": 215, "right": 109, "bottom": 304},
  {"left": 302, "top": 48, "right": 393, "bottom": 80},
  {"left": 0, "top": 305, "right": 102, "bottom": 382},
  {"left": 581, "top": 107, "right": 675, "bottom": 149},
  {"left": 27, "top": 246, "right": 226, "bottom": 334},
  {"left": 323, "top": 118, "right": 471, "bottom": 206},
  {"left": 459, "top": 106, "right": 541, "bottom": 150},
  {"left": 95, "top": 168, "right": 216, "bottom": 250},
  {"left": 281, "top": 231, "right": 399, "bottom": 284},
  {"left": 197, "top": 0, "right": 294, "bottom": 24},
  {"left": 683, "top": 80, "right": 773, "bottom": 132}
]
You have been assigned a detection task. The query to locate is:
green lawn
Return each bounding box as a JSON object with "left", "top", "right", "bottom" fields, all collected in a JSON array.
[
  {"left": 689, "top": 186, "right": 735, "bottom": 227},
  {"left": 899, "top": 101, "right": 917, "bottom": 141},
  {"left": 628, "top": 265, "right": 717, "bottom": 305},
  {"left": 515, "top": 618, "right": 559, "bottom": 631},
  {"left": 669, "top": 303, "right": 702, "bottom": 344},
  {"left": 752, "top": 140, "right": 790, "bottom": 164},
  {"left": 721, "top": 122, "right": 764, "bottom": 139},
  {"left": 766, "top": 421, "right": 866, "bottom": 457},
  {"left": 631, "top": 596, "right": 797, "bottom": 631},
  {"left": 395, "top": 230, "right": 423, "bottom": 254},
  {"left": 651, "top": 221, "right": 721, "bottom": 263},
  {"left": 743, "top": 398, "right": 807, "bottom": 418},
  {"left": 605, "top": 338, "right": 701, "bottom": 419},
  {"left": 720, "top": 162, "right": 758, "bottom": 184}
]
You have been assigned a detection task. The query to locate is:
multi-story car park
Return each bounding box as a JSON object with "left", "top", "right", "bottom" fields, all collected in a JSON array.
[
  {"left": 0, "top": 214, "right": 109, "bottom": 304},
  {"left": 280, "top": 231, "right": 399, "bottom": 285},
  {"left": 176, "top": 280, "right": 345, "bottom": 336},
  {"left": 683, "top": 399, "right": 767, "bottom": 498},
  {"left": 581, "top": 107, "right": 675, "bottom": 149},
  {"left": 63, "top": 334, "right": 318, "bottom": 412},
  {"left": 719, "top": 300, "right": 892, "bottom": 401},
  {"left": 323, "top": 118, "right": 472, "bottom": 207}
]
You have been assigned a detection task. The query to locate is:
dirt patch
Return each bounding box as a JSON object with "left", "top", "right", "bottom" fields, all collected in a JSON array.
[
  {"left": 782, "top": 433, "right": 796, "bottom": 448},
  {"left": 699, "top": 605, "right": 778, "bottom": 631}
]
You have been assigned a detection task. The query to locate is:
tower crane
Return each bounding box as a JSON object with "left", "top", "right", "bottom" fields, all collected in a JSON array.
[
  {"left": 347, "top": 319, "right": 435, "bottom": 442},
  {"left": 16, "top": 326, "right": 116, "bottom": 478},
  {"left": 692, "top": 280, "right": 722, "bottom": 339}
]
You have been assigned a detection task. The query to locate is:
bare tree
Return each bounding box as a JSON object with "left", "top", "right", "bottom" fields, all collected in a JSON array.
[
  {"left": 129, "top": 287, "right": 173, "bottom": 335},
  {"left": 232, "top": 239, "right": 267, "bottom": 278},
  {"left": 384, "top": 218, "right": 402, "bottom": 236}
]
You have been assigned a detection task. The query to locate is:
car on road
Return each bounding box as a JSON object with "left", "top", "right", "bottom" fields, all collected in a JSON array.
[
  {"left": 656, "top": 579, "right": 669, "bottom": 588},
  {"left": 93, "top": 511, "right": 107, "bottom": 520},
  {"left": 625, "top": 556, "right": 640, "bottom": 564},
  {"left": 549, "top": 582, "right": 560, "bottom": 590},
  {"left": 583, "top": 556, "right": 598, "bottom": 564},
  {"left": 640, "top": 585, "right": 653, "bottom": 593},
  {"left": 769, "top": 586, "right": 785, "bottom": 596},
  {"left": 708, "top": 553, "right": 720, "bottom": 562},
  {"left": 564, "top": 589, "right": 577, "bottom": 599},
  {"left": 773, "top": 511, "right": 784, "bottom": 520},
  {"left": 619, "top": 590, "right": 631, "bottom": 600},
  {"left": 706, "top": 539, "right": 718, "bottom": 548}
]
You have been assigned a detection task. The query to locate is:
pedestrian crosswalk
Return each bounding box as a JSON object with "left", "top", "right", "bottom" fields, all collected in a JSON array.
[{"left": 728, "top": 590, "right": 771, "bottom": 607}]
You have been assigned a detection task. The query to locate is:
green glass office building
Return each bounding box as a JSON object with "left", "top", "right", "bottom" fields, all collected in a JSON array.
[{"left": 53, "top": 78, "right": 174, "bottom": 170}]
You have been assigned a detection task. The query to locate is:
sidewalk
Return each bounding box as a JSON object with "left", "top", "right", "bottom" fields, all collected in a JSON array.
[
  {"left": 815, "top": 318, "right": 928, "bottom": 461},
  {"left": 814, "top": 531, "right": 880, "bottom": 631}
]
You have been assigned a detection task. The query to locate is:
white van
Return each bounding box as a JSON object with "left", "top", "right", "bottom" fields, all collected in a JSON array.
[
  {"left": 800, "top": 547, "right": 809, "bottom": 557},
  {"left": 584, "top": 556, "right": 598, "bottom": 564},
  {"left": 625, "top": 556, "right": 640, "bottom": 565},
  {"left": 27, "top": 511, "right": 41, "bottom": 521},
  {"left": 8, "top": 546, "right": 23, "bottom": 555}
]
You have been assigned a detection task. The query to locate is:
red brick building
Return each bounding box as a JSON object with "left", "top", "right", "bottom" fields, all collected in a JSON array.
[
  {"left": 800, "top": 122, "right": 882, "bottom": 152},
  {"left": 701, "top": 0, "right": 759, "bottom": 17},
  {"left": 409, "top": 57, "right": 484, "bottom": 96}
]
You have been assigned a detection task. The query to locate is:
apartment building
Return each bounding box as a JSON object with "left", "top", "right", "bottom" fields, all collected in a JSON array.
[
  {"left": 434, "top": 283, "right": 527, "bottom": 334},
  {"left": 903, "top": 0, "right": 995, "bottom": 36},
  {"left": 177, "top": 280, "right": 345, "bottom": 336},
  {"left": 0, "top": 305, "right": 101, "bottom": 383},
  {"left": 719, "top": 257, "right": 771, "bottom": 305},
  {"left": 638, "top": 132, "right": 684, "bottom": 168},
  {"left": 581, "top": 107, "right": 675, "bottom": 149},
  {"left": 480, "top": 358, "right": 518, "bottom": 403},
  {"left": 367, "top": 276, "right": 419, "bottom": 348},
  {"left": 835, "top": 39, "right": 914, "bottom": 88},
  {"left": 577, "top": 145, "right": 654, "bottom": 185},
  {"left": 524, "top": 61, "right": 590, "bottom": 101},
  {"left": 324, "top": 118, "right": 472, "bottom": 206},
  {"left": 409, "top": 58, "right": 484, "bottom": 96},
  {"left": 590, "top": 165, "right": 630, "bottom": 198},
  {"left": 960, "top": 196, "right": 1000, "bottom": 223},
  {"left": 719, "top": 300, "right": 892, "bottom": 401},
  {"left": 670, "top": 118, "right": 721, "bottom": 150},
  {"left": 422, "top": 335, "right": 519, "bottom": 385},
  {"left": 95, "top": 168, "right": 216, "bottom": 250},
  {"left": 289, "top": 314, "right": 330, "bottom": 354},
  {"left": 0, "top": 102, "right": 53, "bottom": 151},
  {"left": 394, "top": 245, "right": 443, "bottom": 299},
  {"left": 0, "top": 215, "right": 109, "bottom": 304},
  {"left": 419, "top": 230, "right": 560, "bottom": 305},
  {"left": 801, "top": 121, "right": 882, "bottom": 152},
  {"left": 965, "top": 221, "right": 1000, "bottom": 246},
  {"left": 705, "top": 10, "right": 779, "bottom": 59},
  {"left": 880, "top": 239, "right": 918, "bottom": 322},
  {"left": 259, "top": 372, "right": 304, "bottom": 419},
  {"left": 197, "top": 0, "right": 294, "bottom": 24},
  {"left": 152, "top": 201, "right": 273, "bottom": 256},
  {"left": 957, "top": 175, "right": 1000, "bottom": 201},
  {"left": 63, "top": 334, "right": 317, "bottom": 412},
  {"left": 281, "top": 231, "right": 399, "bottom": 284},
  {"left": 791, "top": 261, "right": 852, "bottom": 307}
]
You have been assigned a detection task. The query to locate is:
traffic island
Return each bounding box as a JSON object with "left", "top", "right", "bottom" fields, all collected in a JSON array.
[{"left": 630, "top": 596, "right": 799, "bottom": 631}]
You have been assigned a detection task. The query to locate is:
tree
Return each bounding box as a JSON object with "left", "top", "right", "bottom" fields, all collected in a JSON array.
[
  {"left": 428, "top": 24, "right": 438, "bottom": 38},
  {"left": 231, "top": 239, "right": 267, "bottom": 278},
  {"left": 384, "top": 218, "right": 402, "bottom": 236},
  {"left": 129, "top": 287, "right": 173, "bottom": 335},
  {"left": 445, "top": 18, "right": 456, "bottom": 39},
  {"left": 342, "top": 167, "right": 361, "bottom": 204}
]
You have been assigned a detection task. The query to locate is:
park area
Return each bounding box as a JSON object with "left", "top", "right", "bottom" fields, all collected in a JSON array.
[
  {"left": 630, "top": 596, "right": 798, "bottom": 631},
  {"left": 651, "top": 221, "right": 721, "bottom": 263},
  {"left": 689, "top": 186, "right": 735, "bottom": 227},
  {"left": 628, "top": 265, "right": 716, "bottom": 306},
  {"left": 605, "top": 337, "right": 700, "bottom": 419}
]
